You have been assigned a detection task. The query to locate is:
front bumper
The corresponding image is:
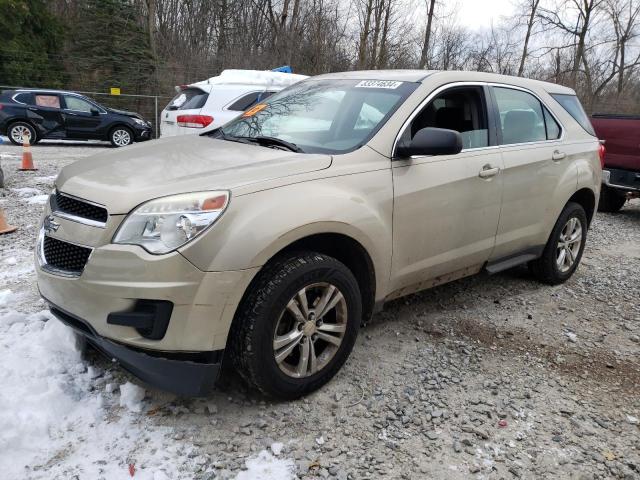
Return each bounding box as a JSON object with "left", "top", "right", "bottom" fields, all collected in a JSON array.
[
  {"left": 134, "top": 127, "right": 153, "bottom": 141},
  {"left": 48, "top": 300, "right": 222, "bottom": 396}
]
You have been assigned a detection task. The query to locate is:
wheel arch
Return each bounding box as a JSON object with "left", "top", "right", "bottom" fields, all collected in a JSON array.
[
  {"left": 568, "top": 187, "right": 596, "bottom": 226},
  {"left": 239, "top": 231, "right": 377, "bottom": 326},
  {"left": 108, "top": 123, "right": 133, "bottom": 140}
]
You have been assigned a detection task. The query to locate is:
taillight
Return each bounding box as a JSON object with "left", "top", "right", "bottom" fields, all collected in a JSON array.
[
  {"left": 598, "top": 143, "right": 606, "bottom": 169},
  {"left": 176, "top": 115, "right": 213, "bottom": 128}
]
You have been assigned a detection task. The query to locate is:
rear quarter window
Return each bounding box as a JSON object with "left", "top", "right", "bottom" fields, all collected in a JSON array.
[
  {"left": 167, "top": 88, "right": 208, "bottom": 111},
  {"left": 551, "top": 94, "right": 595, "bottom": 136},
  {"left": 13, "top": 92, "right": 33, "bottom": 104}
]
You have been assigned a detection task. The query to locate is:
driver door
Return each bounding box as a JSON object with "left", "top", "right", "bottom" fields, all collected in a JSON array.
[
  {"left": 61, "top": 95, "right": 103, "bottom": 139},
  {"left": 390, "top": 84, "right": 503, "bottom": 295}
]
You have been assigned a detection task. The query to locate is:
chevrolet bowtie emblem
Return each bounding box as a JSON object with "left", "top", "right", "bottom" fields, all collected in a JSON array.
[{"left": 43, "top": 215, "right": 60, "bottom": 234}]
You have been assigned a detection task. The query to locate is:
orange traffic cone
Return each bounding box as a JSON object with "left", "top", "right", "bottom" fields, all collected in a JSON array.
[
  {"left": 0, "top": 207, "right": 17, "bottom": 235},
  {"left": 18, "top": 134, "right": 37, "bottom": 171}
]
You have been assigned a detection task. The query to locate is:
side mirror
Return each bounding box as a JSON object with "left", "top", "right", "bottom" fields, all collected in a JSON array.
[
  {"left": 396, "top": 127, "right": 463, "bottom": 158},
  {"left": 90, "top": 108, "right": 100, "bottom": 116}
]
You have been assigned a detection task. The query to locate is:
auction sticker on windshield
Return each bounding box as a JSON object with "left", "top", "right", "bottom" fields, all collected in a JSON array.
[
  {"left": 355, "top": 80, "right": 403, "bottom": 89},
  {"left": 242, "top": 103, "right": 268, "bottom": 117}
]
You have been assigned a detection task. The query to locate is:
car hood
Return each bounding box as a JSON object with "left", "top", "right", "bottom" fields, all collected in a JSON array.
[
  {"left": 106, "top": 107, "right": 143, "bottom": 119},
  {"left": 55, "top": 136, "right": 332, "bottom": 214}
]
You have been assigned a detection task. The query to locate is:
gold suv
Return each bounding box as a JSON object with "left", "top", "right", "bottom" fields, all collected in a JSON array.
[{"left": 36, "top": 71, "right": 601, "bottom": 398}]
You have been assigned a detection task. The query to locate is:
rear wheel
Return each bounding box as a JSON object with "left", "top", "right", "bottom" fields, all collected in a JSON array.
[
  {"left": 598, "top": 185, "right": 626, "bottom": 213},
  {"left": 230, "top": 252, "right": 361, "bottom": 399},
  {"left": 109, "top": 126, "right": 133, "bottom": 147},
  {"left": 529, "top": 202, "right": 587, "bottom": 285},
  {"left": 8, "top": 122, "right": 36, "bottom": 145}
]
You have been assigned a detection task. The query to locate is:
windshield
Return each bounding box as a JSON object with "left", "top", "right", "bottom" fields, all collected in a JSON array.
[{"left": 218, "top": 79, "right": 418, "bottom": 154}]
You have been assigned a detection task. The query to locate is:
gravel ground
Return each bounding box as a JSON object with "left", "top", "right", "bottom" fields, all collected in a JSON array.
[{"left": 1, "top": 140, "right": 639, "bottom": 479}]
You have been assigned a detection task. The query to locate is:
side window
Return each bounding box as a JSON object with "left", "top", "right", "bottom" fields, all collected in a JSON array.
[
  {"left": 493, "top": 87, "right": 546, "bottom": 145},
  {"left": 64, "top": 96, "right": 94, "bottom": 113},
  {"left": 227, "top": 92, "right": 262, "bottom": 111},
  {"left": 543, "top": 107, "right": 561, "bottom": 140},
  {"left": 408, "top": 86, "right": 489, "bottom": 149},
  {"left": 34, "top": 94, "right": 61, "bottom": 109},
  {"left": 550, "top": 93, "right": 595, "bottom": 136},
  {"left": 14, "top": 92, "right": 33, "bottom": 104}
]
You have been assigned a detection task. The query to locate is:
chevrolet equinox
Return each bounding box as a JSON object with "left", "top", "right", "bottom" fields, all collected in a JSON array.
[{"left": 36, "top": 71, "right": 601, "bottom": 398}]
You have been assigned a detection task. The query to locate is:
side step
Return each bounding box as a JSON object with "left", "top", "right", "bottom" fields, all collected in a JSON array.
[{"left": 485, "top": 247, "right": 543, "bottom": 274}]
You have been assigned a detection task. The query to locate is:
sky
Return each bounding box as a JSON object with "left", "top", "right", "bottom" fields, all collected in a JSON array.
[{"left": 454, "top": 0, "right": 516, "bottom": 31}]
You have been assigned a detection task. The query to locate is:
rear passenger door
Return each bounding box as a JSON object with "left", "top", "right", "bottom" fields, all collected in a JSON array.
[
  {"left": 488, "top": 85, "right": 572, "bottom": 261},
  {"left": 26, "top": 93, "right": 66, "bottom": 139}
]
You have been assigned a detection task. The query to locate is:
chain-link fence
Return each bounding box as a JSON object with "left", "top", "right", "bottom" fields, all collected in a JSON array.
[{"left": 0, "top": 85, "right": 173, "bottom": 139}]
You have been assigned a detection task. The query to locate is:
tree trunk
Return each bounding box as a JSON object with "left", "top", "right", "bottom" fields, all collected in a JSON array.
[
  {"left": 418, "top": 0, "right": 436, "bottom": 69},
  {"left": 518, "top": 0, "right": 540, "bottom": 76},
  {"left": 357, "top": 0, "right": 374, "bottom": 69}
]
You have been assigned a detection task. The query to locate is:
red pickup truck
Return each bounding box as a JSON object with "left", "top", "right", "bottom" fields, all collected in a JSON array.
[{"left": 591, "top": 114, "right": 640, "bottom": 212}]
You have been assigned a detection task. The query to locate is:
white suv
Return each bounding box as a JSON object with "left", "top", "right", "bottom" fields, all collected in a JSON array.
[{"left": 160, "top": 69, "right": 307, "bottom": 137}]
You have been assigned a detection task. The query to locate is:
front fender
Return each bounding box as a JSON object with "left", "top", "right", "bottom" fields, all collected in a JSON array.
[{"left": 180, "top": 170, "right": 393, "bottom": 301}]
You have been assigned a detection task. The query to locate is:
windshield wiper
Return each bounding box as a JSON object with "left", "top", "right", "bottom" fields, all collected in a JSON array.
[
  {"left": 254, "top": 136, "right": 304, "bottom": 153},
  {"left": 212, "top": 129, "right": 255, "bottom": 146},
  {"left": 212, "top": 130, "right": 303, "bottom": 153}
]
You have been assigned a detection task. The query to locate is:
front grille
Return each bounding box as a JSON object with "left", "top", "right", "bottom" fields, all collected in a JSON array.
[
  {"left": 51, "top": 191, "right": 108, "bottom": 224},
  {"left": 43, "top": 236, "right": 92, "bottom": 274}
]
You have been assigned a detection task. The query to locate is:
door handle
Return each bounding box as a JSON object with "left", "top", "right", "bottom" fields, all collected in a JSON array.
[
  {"left": 552, "top": 150, "right": 566, "bottom": 161},
  {"left": 64, "top": 111, "right": 79, "bottom": 116},
  {"left": 27, "top": 106, "right": 37, "bottom": 111},
  {"left": 479, "top": 164, "right": 500, "bottom": 178}
]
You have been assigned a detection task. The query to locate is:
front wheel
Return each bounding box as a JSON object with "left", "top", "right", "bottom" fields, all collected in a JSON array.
[
  {"left": 230, "top": 252, "right": 361, "bottom": 399},
  {"left": 109, "top": 126, "right": 133, "bottom": 147},
  {"left": 529, "top": 202, "right": 588, "bottom": 285}
]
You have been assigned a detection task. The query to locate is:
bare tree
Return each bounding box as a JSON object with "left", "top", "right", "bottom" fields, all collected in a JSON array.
[
  {"left": 516, "top": 0, "right": 541, "bottom": 76},
  {"left": 418, "top": 0, "right": 437, "bottom": 69}
]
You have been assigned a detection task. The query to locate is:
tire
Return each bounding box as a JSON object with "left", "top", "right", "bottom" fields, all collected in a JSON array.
[
  {"left": 230, "top": 251, "right": 362, "bottom": 399},
  {"left": 109, "top": 126, "right": 133, "bottom": 147},
  {"left": 597, "top": 185, "right": 626, "bottom": 213},
  {"left": 529, "top": 202, "right": 588, "bottom": 285},
  {"left": 7, "top": 121, "right": 37, "bottom": 146}
]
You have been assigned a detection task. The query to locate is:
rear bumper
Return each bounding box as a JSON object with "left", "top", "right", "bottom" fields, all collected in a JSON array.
[
  {"left": 603, "top": 168, "right": 640, "bottom": 192},
  {"left": 48, "top": 300, "right": 222, "bottom": 396}
]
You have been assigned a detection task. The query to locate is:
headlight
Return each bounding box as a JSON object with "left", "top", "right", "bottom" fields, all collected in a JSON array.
[
  {"left": 113, "top": 191, "right": 229, "bottom": 254},
  {"left": 133, "top": 118, "right": 148, "bottom": 126}
]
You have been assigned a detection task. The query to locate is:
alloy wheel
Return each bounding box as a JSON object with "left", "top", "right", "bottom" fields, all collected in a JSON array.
[
  {"left": 112, "top": 129, "right": 131, "bottom": 147},
  {"left": 10, "top": 125, "right": 31, "bottom": 144},
  {"left": 273, "top": 282, "right": 348, "bottom": 378},
  {"left": 556, "top": 216, "right": 582, "bottom": 273}
]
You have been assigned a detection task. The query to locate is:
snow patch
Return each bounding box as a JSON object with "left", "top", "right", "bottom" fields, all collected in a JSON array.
[
  {"left": 119, "top": 382, "right": 146, "bottom": 412},
  {"left": 11, "top": 187, "right": 43, "bottom": 197},
  {"left": 191, "top": 69, "right": 307, "bottom": 89},
  {"left": 235, "top": 450, "right": 296, "bottom": 480},
  {"left": 26, "top": 194, "right": 49, "bottom": 205},
  {"left": 0, "top": 308, "right": 196, "bottom": 479},
  {"left": 0, "top": 289, "right": 13, "bottom": 307},
  {"left": 270, "top": 441, "right": 284, "bottom": 456}
]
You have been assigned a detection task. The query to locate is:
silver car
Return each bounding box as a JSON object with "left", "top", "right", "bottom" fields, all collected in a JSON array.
[{"left": 36, "top": 70, "right": 601, "bottom": 398}]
